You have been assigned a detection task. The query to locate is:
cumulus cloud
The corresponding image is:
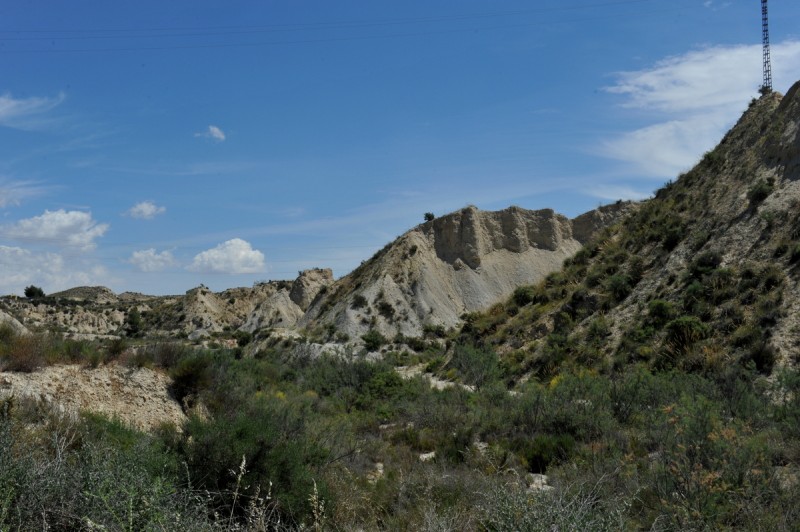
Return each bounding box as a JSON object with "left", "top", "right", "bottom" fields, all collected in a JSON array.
[
  {"left": 195, "top": 125, "right": 226, "bottom": 142},
  {"left": 126, "top": 200, "right": 166, "bottom": 220},
  {"left": 600, "top": 40, "right": 800, "bottom": 178},
  {"left": 128, "top": 248, "right": 177, "bottom": 272},
  {"left": 0, "top": 92, "right": 65, "bottom": 130},
  {"left": 3, "top": 209, "right": 109, "bottom": 251},
  {"left": 188, "top": 238, "right": 265, "bottom": 274},
  {"left": 0, "top": 245, "right": 110, "bottom": 295}
]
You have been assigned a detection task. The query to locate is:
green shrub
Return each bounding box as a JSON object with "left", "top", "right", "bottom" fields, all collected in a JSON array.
[
  {"left": 0, "top": 334, "right": 47, "bottom": 372},
  {"left": 351, "top": 294, "right": 368, "bottom": 309},
  {"left": 105, "top": 337, "right": 128, "bottom": 360},
  {"left": 376, "top": 301, "right": 395, "bottom": 319},
  {"left": 747, "top": 179, "right": 773, "bottom": 205},
  {"left": 586, "top": 316, "right": 610, "bottom": 342},
  {"left": 760, "top": 264, "right": 785, "bottom": 292},
  {"left": 688, "top": 251, "right": 723, "bottom": 279},
  {"left": 648, "top": 299, "right": 675, "bottom": 326},
  {"left": 665, "top": 316, "right": 710, "bottom": 351},
  {"left": 450, "top": 344, "right": 499, "bottom": 390},
  {"left": 361, "top": 330, "right": 386, "bottom": 351},
  {"left": 233, "top": 330, "right": 252, "bottom": 347},
  {"left": 605, "top": 274, "right": 632, "bottom": 302},
  {"left": 423, "top": 324, "right": 447, "bottom": 338},
  {"left": 514, "top": 433, "right": 576, "bottom": 473},
  {"left": 512, "top": 286, "right": 536, "bottom": 307},
  {"left": 182, "top": 396, "right": 327, "bottom": 524},
  {"left": 790, "top": 244, "right": 800, "bottom": 264},
  {"left": 169, "top": 351, "right": 214, "bottom": 404}
]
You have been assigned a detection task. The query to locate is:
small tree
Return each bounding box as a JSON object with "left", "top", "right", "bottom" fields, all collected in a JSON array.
[
  {"left": 424, "top": 212, "right": 435, "bottom": 222},
  {"left": 23, "top": 285, "right": 45, "bottom": 299},
  {"left": 126, "top": 308, "right": 143, "bottom": 337}
]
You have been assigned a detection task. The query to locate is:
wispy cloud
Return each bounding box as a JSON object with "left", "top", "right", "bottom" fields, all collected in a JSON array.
[
  {"left": 125, "top": 200, "right": 166, "bottom": 220},
  {"left": 586, "top": 184, "right": 652, "bottom": 202},
  {"left": 0, "top": 92, "right": 65, "bottom": 130},
  {"left": 2, "top": 209, "right": 109, "bottom": 251},
  {"left": 195, "top": 125, "right": 226, "bottom": 142},
  {"left": 600, "top": 40, "right": 800, "bottom": 178},
  {"left": 703, "top": 1, "right": 731, "bottom": 11},
  {"left": 0, "top": 179, "right": 50, "bottom": 208},
  {"left": 128, "top": 248, "right": 177, "bottom": 272},
  {"left": 188, "top": 238, "right": 265, "bottom": 274}
]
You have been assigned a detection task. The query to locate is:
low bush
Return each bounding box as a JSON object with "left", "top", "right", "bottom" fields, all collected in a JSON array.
[
  {"left": 0, "top": 334, "right": 47, "bottom": 372},
  {"left": 449, "top": 344, "right": 499, "bottom": 390},
  {"left": 361, "top": 330, "right": 387, "bottom": 351},
  {"left": 647, "top": 299, "right": 675, "bottom": 326},
  {"left": 665, "top": 316, "right": 710, "bottom": 352},
  {"left": 351, "top": 294, "right": 368, "bottom": 309},
  {"left": 512, "top": 286, "right": 536, "bottom": 307},
  {"left": 605, "top": 274, "right": 632, "bottom": 302},
  {"left": 747, "top": 178, "right": 774, "bottom": 205}
]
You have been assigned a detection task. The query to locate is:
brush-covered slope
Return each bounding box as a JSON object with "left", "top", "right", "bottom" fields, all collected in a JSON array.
[
  {"left": 464, "top": 87, "right": 800, "bottom": 379},
  {"left": 301, "top": 203, "right": 635, "bottom": 340}
]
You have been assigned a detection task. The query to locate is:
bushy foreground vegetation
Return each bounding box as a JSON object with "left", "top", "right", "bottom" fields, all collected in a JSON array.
[{"left": 3, "top": 318, "right": 800, "bottom": 530}]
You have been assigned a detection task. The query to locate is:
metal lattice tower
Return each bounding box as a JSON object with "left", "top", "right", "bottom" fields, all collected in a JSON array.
[{"left": 761, "top": 0, "right": 773, "bottom": 94}]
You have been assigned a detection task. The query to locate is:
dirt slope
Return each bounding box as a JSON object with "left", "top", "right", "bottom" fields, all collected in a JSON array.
[{"left": 0, "top": 364, "right": 186, "bottom": 431}]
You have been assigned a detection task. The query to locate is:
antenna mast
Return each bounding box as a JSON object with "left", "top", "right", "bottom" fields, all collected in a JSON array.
[{"left": 761, "top": 0, "right": 773, "bottom": 94}]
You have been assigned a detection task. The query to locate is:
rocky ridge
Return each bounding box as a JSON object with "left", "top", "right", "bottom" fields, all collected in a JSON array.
[
  {"left": 301, "top": 203, "right": 635, "bottom": 341},
  {"left": 0, "top": 205, "right": 630, "bottom": 344},
  {"left": 467, "top": 87, "right": 800, "bottom": 374}
]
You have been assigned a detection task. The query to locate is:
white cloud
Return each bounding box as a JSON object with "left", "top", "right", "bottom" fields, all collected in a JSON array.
[
  {"left": 195, "top": 125, "right": 226, "bottom": 142},
  {"left": 0, "top": 92, "right": 65, "bottom": 130},
  {"left": 0, "top": 245, "right": 110, "bottom": 295},
  {"left": 126, "top": 200, "right": 166, "bottom": 220},
  {"left": 601, "top": 40, "right": 800, "bottom": 178},
  {"left": 3, "top": 209, "right": 109, "bottom": 251},
  {"left": 0, "top": 179, "right": 49, "bottom": 208},
  {"left": 586, "top": 184, "right": 652, "bottom": 202},
  {"left": 128, "top": 248, "right": 177, "bottom": 272},
  {"left": 188, "top": 238, "right": 265, "bottom": 274}
]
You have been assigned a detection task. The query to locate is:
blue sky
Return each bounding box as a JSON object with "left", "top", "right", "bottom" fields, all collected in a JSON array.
[{"left": 1, "top": 0, "right": 800, "bottom": 295}]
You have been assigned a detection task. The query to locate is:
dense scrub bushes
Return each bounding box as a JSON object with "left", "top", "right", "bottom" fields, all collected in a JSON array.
[{"left": 2, "top": 339, "right": 800, "bottom": 529}]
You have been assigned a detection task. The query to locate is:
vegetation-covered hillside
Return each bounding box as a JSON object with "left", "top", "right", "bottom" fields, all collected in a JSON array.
[
  {"left": 3, "top": 86, "right": 800, "bottom": 530},
  {"left": 464, "top": 88, "right": 800, "bottom": 381}
]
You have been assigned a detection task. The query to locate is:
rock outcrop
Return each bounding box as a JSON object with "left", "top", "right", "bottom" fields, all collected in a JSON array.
[
  {"left": 290, "top": 268, "right": 334, "bottom": 311},
  {"left": 301, "top": 202, "right": 635, "bottom": 340},
  {"left": 0, "top": 310, "right": 27, "bottom": 335},
  {"left": 0, "top": 205, "right": 632, "bottom": 343},
  {"left": 0, "top": 364, "right": 186, "bottom": 432},
  {"left": 468, "top": 86, "right": 800, "bottom": 369}
]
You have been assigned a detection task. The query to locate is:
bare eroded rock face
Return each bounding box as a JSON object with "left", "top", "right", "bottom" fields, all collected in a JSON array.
[
  {"left": 290, "top": 268, "right": 334, "bottom": 311},
  {"left": 0, "top": 310, "right": 27, "bottom": 335},
  {"left": 301, "top": 202, "right": 635, "bottom": 341},
  {"left": 0, "top": 204, "right": 632, "bottom": 344},
  {"left": 0, "top": 364, "right": 186, "bottom": 432},
  {"left": 429, "top": 206, "right": 574, "bottom": 268}
]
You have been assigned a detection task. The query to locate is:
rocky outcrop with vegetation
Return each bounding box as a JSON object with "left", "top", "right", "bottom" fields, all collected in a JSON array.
[
  {"left": 300, "top": 203, "right": 634, "bottom": 342},
  {"left": 461, "top": 87, "right": 800, "bottom": 379}
]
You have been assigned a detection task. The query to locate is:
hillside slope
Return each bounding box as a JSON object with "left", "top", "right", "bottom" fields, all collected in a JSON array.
[
  {"left": 300, "top": 203, "right": 635, "bottom": 341},
  {"left": 465, "top": 88, "right": 800, "bottom": 379}
]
